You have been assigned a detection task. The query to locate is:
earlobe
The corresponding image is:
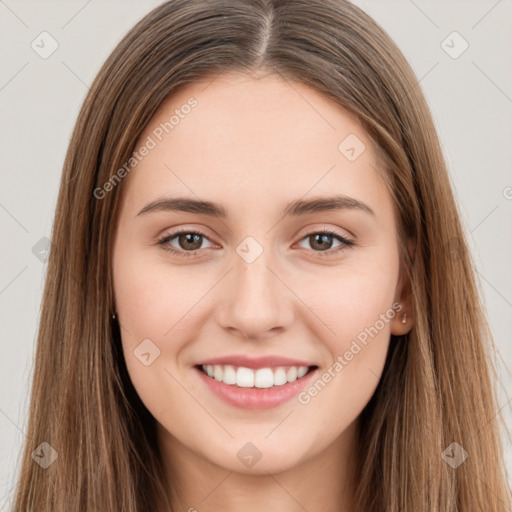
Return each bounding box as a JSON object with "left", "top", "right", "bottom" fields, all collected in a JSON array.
[
  {"left": 392, "top": 269, "right": 414, "bottom": 333},
  {"left": 390, "top": 305, "right": 412, "bottom": 336}
]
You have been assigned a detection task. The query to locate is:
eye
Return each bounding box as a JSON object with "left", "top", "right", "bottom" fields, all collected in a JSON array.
[
  {"left": 156, "top": 228, "right": 354, "bottom": 258},
  {"left": 296, "top": 229, "right": 354, "bottom": 256},
  {"left": 156, "top": 229, "right": 215, "bottom": 257}
]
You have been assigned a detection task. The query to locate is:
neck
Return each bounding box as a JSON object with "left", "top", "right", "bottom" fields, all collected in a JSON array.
[{"left": 157, "top": 419, "right": 359, "bottom": 512}]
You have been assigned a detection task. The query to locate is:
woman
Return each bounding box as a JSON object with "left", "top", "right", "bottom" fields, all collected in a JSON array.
[{"left": 12, "top": 0, "right": 511, "bottom": 510}]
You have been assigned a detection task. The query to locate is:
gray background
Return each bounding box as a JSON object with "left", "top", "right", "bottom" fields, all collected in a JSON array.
[{"left": 1, "top": 0, "right": 511, "bottom": 507}]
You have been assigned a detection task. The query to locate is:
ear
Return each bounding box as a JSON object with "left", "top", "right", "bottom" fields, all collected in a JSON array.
[{"left": 390, "top": 238, "right": 415, "bottom": 336}]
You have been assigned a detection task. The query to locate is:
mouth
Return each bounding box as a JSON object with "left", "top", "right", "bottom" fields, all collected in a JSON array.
[{"left": 193, "top": 363, "right": 319, "bottom": 410}]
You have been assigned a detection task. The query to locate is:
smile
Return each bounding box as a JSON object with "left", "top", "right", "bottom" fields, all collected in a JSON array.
[
  {"left": 194, "top": 362, "right": 319, "bottom": 410},
  {"left": 199, "top": 364, "right": 313, "bottom": 388}
]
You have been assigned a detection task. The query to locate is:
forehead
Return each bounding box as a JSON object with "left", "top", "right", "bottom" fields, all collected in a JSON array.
[{"left": 119, "top": 71, "right": 393, "bottom": 221}]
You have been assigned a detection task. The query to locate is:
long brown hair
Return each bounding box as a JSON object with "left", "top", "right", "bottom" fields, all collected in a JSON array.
[{"left": 11, "top": 0, "right": 511, "bottom": 510}]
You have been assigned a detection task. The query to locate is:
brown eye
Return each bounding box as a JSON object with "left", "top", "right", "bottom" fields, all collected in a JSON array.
[
  {"left": 157, "top": 230, "right": 214, "bottom": 257},
  {"left": 177, "top": 232, "right": 203, "bottom": 250},
  {"left": 308, "top": 233, "right": 335, "bottom": 251},
  {"left": 297, "top": 230, "right": 354, "bottom": 256}
]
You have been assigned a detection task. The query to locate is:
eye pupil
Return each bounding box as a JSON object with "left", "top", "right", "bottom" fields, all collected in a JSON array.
[{"left": 310, "top": 233, "right": 333, "bottom": 251}]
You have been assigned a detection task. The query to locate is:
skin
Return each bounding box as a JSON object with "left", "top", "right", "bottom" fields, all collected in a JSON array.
[{"left": 112, "top": 70, "right": 413, "bottom": 512}]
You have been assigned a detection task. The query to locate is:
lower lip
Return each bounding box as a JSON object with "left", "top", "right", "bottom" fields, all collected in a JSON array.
[{"left": 194, "top": 366, "right": 318, "bottom": 410}]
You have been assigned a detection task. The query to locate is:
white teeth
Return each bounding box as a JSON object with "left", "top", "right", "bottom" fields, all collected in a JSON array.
[
  {"left": 200, "top": 364, "right": 311, "bottom": 388},
  {"left": 213, "top": 365, "right": 223, "bottom": 381},
  {"left": 273, "top": 367, "right": 287, "bottom": 386},
  {"left": 236, "top": 367, "right": 254, "bottom": 388},
  {"left": 222, "top": 365, "right": 237, "bottom": 385},
  {"left": 254, "top": 368, "right": 274, "bottom": 388},
  {"left": 297, "top": 366, "right": 308, "bottom": 378},
  {"left": 286, "top": 366, "right": 297, "bottom": 382}
]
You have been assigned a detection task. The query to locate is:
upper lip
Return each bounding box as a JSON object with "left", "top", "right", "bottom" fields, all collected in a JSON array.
[{"left": 195, "top": 355, "right": 317, "bottom": 369}]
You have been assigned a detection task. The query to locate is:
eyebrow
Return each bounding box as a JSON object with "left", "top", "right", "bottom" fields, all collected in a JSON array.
[{"left": 136, "top": 195, "right": 375, "bottom": 218}]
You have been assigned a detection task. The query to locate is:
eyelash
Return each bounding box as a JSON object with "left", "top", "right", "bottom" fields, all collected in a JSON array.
[{"left": 156, "top": 228, "right": 354, "bottom": 258}]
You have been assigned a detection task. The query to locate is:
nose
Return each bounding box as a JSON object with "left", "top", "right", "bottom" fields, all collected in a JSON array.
[{"left": 215, "top": 249, "right": 295, "bottom": 341}]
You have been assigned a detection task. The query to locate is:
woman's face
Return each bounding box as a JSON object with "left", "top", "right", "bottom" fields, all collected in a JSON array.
[{"left": 112, "top": 71, "right": 412, "bottom": 476}]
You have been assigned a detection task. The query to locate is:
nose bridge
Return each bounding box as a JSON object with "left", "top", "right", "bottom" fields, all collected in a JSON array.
[{"left": 216, "top": 236, "right": 294, "bottom": 338}]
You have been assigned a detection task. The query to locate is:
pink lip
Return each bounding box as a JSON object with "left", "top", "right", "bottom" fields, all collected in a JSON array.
[
  {"left": 194, "top": 366, "right": 319, "bottom": 410},
  {"left": 195, "top": 354, "right": 315, "bottom": 369}
]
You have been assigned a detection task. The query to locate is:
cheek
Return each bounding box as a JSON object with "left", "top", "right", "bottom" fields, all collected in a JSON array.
[
  {"left": 296, "top": 272, "right": 396, "bottom": 438},
  {"left": 295, "top": 248, "right": 400, "bottom": 348},
  {"left": 113, "top": 248, "right": 201, "bottom": 340},
  {"left": 112, "top": 251, "right": 201, "bottom": 419},
  {"left": 292, "top": 247, "right": 399, "bottom": 410}
]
